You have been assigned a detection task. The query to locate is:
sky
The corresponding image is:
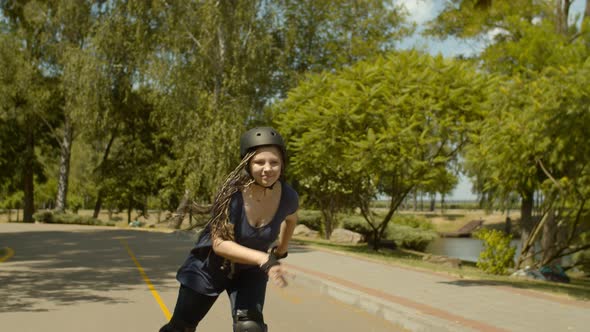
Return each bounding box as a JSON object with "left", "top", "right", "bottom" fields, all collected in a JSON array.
[
  {"left": 397, "top": 0, "right": 588, "bottom": 58},
  {"left": 394, "top": 0, "right": 586, "bottom": 200}
]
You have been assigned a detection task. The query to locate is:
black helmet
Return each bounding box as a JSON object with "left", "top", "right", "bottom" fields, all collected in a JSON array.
[{"left": 240, "top": 127, "right": 286, "bottom": 159}]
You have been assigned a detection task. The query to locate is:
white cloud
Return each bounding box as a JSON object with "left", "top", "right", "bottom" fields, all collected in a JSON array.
[{"left": 397, "top": 0, "right": 438, "bottom": 24}]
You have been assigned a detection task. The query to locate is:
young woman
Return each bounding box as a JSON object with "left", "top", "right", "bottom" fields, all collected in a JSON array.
[{"left": 160, "top": 127, "right": 299, "bottom": 332}]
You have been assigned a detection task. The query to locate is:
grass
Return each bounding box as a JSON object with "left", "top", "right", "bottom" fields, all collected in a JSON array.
[{"left": 292, "top": 236, "right": 590, "bottom": 302}]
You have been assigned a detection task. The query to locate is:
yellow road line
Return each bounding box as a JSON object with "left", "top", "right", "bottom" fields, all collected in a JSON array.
[
  {"left": 0, "top": 247, "right": 14, "bottom": 262},
  {"left": 120, "top": 239, "right": 172, "bottom": 321}
]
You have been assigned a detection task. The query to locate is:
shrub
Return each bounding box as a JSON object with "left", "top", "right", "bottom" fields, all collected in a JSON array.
[
  {"left": 297, "top": 210, "right": 322, "bottom": 231},
  {"left": 389, "top": 224, "right": 438, "bottom": 251},
  {"left": 474, "top": 229, "right": 516, "bottom": 275},
  {"left": 33, "top": 211, "right": 54, "bottom": 223},
  {"left": 392, "top": 214, "right": 435, "bottom": 231},
  {"left": 572, "top": 249, "right": 590, "bottom": 276},
  {"left": 342, "top": 218, "right": 374, "bottom": 241},
  {"left": 342, "top": 217, "right": 437, "bottom": 251},
  {"left": 68, "top": 196, "right": 84, "bottom": 214},
  {"left": 33, "top": 211, "right": 105, "bottom": 226}
]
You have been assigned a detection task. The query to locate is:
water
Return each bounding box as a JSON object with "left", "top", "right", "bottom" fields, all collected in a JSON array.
[{"left": 425, "top": 237, "right": 522, "bottom": 263}]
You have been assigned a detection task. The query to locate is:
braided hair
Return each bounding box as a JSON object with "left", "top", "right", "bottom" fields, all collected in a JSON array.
[{"left": 205, "top": 151, "right": 256, "bottom": 241}]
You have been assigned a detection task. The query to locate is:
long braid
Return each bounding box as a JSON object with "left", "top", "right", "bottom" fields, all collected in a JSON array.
[{"left": 207, "top": 151, "right": 255, "bottom": 241}]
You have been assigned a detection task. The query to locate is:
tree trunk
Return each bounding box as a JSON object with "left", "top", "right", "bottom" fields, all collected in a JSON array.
[
  {"left": 92, "top": 134, "right": 116, "bottom": 219},
  {"left": 23, "top": 125, "right": 35, "bottom": 223},
  {"left": 93, "top": 192, "right": 103, "bottom": 219},
  {"left": 55, "top": 117, "right": 73, "bottom": 212},
  {"left": 541, "top": 207, "right": 559, "bottom": 266},
  {"left": 321, "top": 207, "right": 335, "bottom": 240},
  {"left": 518, "top": 191, "right": 535, "bottom": 267},
  {"left": 168, "top": 189, "right": 191, "bottom": 229},
  {"left": 555, "top": 0, "right": 571, "bottom": 35},
  {"left": 420, "top": 193, "right": 424, "bottom": 211},
  {"left": 412, "top": 189, "right": 418, "bottom": 211},
  {"left": 429, "top": 194, "right": 435, "bottom": 212},
  {"left": 372, "top": 228, "right": 380, "bottom": 250}
]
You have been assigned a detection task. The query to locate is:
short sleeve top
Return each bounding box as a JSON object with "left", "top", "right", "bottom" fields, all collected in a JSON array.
[{"left": 176, "top": 181, "right": 299, "bottom": 295}]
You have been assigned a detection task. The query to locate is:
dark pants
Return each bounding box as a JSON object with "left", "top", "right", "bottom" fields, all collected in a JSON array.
[{"left": 160, "top": 269, "right": 268, "bottom": 331}]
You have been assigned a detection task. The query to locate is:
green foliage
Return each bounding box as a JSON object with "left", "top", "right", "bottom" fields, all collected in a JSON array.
[
  {"left": 0, "top": 0, "right": 414, "bottom": 223},
  {"left": 297, "top": 209, "right": 323, "bottom": 231},
  {"left": 474, "top": 229, "right": 516, "bottom": 275},
  {"left": 425, "top": 1, "right": 588, "bottom": 74},
  {"left": 275, "top": 49, "right": 492, "bottom": 242},
  {"left": 392, "top": 215, "right": 435, "bottom": 231},
  {"left": 572, "top": 249, "right": 590, "bottom": 276},
  {"left": 342, "top": 214, "right": 437, "bottom": 251},
  {"left": 33, "top": 211, "right": 107, "bottom": 226},
  {"left": 389, "top": 224, "right": 438, "bottom": 252},
  {"left": 428, "top": 1, "right": 590, "bottom": 267},
  {"left": 0, "top": 191, "right": 24, "bottom": 209},
  {"left": 68, "top": 195, "right": 84, "bottom": 214}
]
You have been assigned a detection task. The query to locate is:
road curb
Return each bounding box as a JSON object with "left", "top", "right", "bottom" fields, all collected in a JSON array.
[
  {"left": 287, "top": 263, "right": 470, "bottom": 332},
  {"left": 286, "top": 263, "right": 509, "bottom": 332}
]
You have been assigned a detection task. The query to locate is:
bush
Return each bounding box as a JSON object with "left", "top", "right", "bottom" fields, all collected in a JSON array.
[
  {"left": 33, "top": 211, "right": 54, "bottom": 223},
  {"left": 474, "top": 229, "right": 516, "bottom": 275},
  {"left": 342, "top": 216, "right": 437, "bottom": 251},
  {"left": 342, "top": 218, "right": 374, "bottom": 241},
  {"left": 297, "top": 210, "right": 322, "bottom": 231},
  {"left": 389, "top": 224, "right": 438, "bottom": 251},
  {"left": 68, "top": 196, "right": 84, "bottom": 214},
  {"left": 33, "top": 211, "right": 105, "bottom": 226},
  {"left": 572, "top": 249, "right": 590, "bottom": 276},
  {"left": 392, "top": 214, "right": 435, "bottom": 231}
]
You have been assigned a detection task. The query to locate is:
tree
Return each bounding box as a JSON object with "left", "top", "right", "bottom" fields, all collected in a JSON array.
[
  {"left": 148, "top": 0, "right": 280, "bottom": 227},
  {"left": 50, "top": 0, "right": 95, "bottom": 213},
  {"left": 146, "top": 0, "right": 415, "bottom": 229},
  {"left": 71, "top": 0, "right": 165, "bottom": 218},
  {"left": 275, "top": 51, "right": 492, "bottom": 245},
  {"left": 514, "top": 65, "right": 590, "bottom": 268},
  {"left": 0, "top": 3, "right": 60, "bottom": 222},
  {"left": 427, "top": 0, "right": 590, "bottom": 267},
  {"left": 274, "top": 0, "right": 413, "bottom": 90}
]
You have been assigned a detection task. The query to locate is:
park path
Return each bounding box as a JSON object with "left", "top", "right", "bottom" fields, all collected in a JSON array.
[
  {"left": 285, "top": 245, "right": 590, "bottom": 331},
  {"left": 1, "top": 222, "right": 589, "bottom": 331},
  {"left": 0, "top": 223, "right": 401, "bottom": 332}
]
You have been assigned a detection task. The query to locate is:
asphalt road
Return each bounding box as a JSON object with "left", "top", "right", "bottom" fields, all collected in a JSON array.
[{"left": 0, "top": 223, "right": 404, "bottom": 332}]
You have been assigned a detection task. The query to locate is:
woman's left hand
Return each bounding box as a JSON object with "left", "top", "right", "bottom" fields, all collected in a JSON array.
[{"left": 268, "top": 264, "right": 290, "bottom": 288}]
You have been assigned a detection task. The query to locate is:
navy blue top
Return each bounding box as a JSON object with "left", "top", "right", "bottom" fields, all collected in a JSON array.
[{"left": 176, "top": 182, "right": 299, "bottom": 296}]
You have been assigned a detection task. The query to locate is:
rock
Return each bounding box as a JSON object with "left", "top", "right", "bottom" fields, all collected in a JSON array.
[
  {"left": 294, "top": 224, "right": 319, "bottom": 238},
  {"left": 330, "top": 228, "right": 364, "bottom": 244},
  {"left": 422, "top": 254, "right": 462, "bottom": 269},
  {"left": 510, "top": 267, "right": 546, "bottom": 281}
]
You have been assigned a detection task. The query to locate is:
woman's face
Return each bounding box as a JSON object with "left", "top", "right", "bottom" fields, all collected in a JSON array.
[{"left": 249, "top": 146, "right": 282, "bottom": 187}]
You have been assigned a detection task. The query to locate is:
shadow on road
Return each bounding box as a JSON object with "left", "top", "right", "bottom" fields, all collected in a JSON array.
[
  {"left": 0, "top": 226, "right": 314, "bottom": 313},
  {"left": 0, "top": 228, "right": 186, "bottom": 313}
]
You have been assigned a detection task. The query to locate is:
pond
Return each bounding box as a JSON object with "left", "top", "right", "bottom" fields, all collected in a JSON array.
[{"left": 425, "top": 237, "right": 523, "bottom": 263}]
